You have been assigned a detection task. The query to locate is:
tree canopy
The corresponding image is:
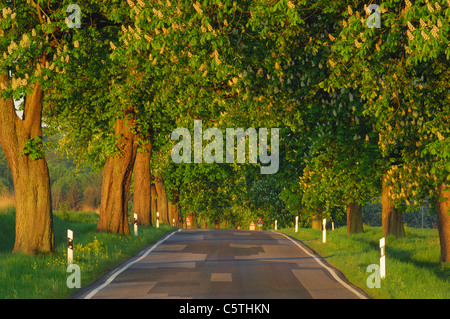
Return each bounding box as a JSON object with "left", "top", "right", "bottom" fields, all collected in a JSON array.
[{"left": 0, "top": 0, "right": 448, "bottom": 261}]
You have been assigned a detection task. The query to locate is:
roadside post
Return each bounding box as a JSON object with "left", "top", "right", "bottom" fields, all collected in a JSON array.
[
  {"left": 275, "top": 220, "right": 278, "bottom": 230},
  {"left": 156, "top": 212, "right": 160, "bottom": 228},
  {"left": 67, "top": 229, "right": 73, "bottom": 264},
  {"left": 295, "top": 216, "right": 298, "bottom": 233},
  {"left": 380, "top": 237, "right": 386, "bottom": 279},
  {"left": 133, "top": 213, "right": 138, "bottom": 237},
  {"left": 322, "top": 218, "right": 326, "bottom": 243}
]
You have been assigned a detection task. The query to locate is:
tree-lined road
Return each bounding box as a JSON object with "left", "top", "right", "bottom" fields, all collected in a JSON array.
[{"left": 74, "top": 229, "right": 368, "bottom": 299}]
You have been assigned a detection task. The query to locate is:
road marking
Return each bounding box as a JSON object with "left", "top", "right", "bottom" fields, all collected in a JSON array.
[
  {"left": 83, "top": 229, "right": 180, "bottom": 299},
  {"left": 274, "top": 231, "right": 368, "bottom": 299}
]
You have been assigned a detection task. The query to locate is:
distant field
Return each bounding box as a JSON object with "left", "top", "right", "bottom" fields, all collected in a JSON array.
[
  {"left": 278, "top": 226, "right": 450, "bottom": 299},
  {"left": 0, "top": 206, "right": 174, "bottom": 299}
]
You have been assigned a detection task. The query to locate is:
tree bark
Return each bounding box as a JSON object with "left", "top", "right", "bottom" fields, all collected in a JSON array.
[
  {"left": 381, "top": 174, "right": 405, "bottom": 238},
  {"left": 311, "top": 209, "right": 322, "bottom": 230},
  {"left": 0, "top": 74, "right": 55, "bottom": 255},
  {"left": 150, "top": 182, "right": 158, "bottom": 224},
  {"left": 168, "top": 201, "right": 182, "bottom": 227},
  {"left": 97, "top": 110, "right": 138, "bottom": 234},
  {"left": 133, "top": 139, "right": 152, "bottom": 226},
  {"left": 347, "top": 201, "right": 364, "bottom": 235},
  {"left": 154, "top": 174, "right": 169, "bottom": 224},
  {"left": 436, "top": 184, "right": 450, "bottom": 263},
  {"left": 168, "top": 193, "right": 182, "bottom": 227}
]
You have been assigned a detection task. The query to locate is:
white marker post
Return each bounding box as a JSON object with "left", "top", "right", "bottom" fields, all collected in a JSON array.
[
  {"left": 295, "top": 216, "right": 298, "bottom": 233},
  {"left": 332, "top": 221, "right": 334, "bottom": 231},
  {"left": 156, "top": 212, "right": 160, "bottom": 228},
  {"left": 133, "top": 213, "right": 138, "bottom": 237},
  {"left": 380, "top": 237, "right": 386, "bottom": 279},
  {"left": 173, "top": 218, "right": 175, "bottom": 227},
  {"left": 322, "top": 218, "right": 326, "bottom": 243},
  {"left": 67, "top": 229, "right": 73, "bottom": 264},
  {"left": 275, "top": 220, "right": 278, "bottom": 231}
]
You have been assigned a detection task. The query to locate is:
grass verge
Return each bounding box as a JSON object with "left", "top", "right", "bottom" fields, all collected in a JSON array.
[
  {"left": 0, "top": 206, "right": 175, "bottom": 299},
  {"left": 277, "top": 226, "right": 449, "bottom": 299}
]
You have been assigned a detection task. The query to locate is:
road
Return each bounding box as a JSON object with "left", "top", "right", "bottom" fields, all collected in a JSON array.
[{"left": 73, "top": 229, "right": 368, "bottom": 299}]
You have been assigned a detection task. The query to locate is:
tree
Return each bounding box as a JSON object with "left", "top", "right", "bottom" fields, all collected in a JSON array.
[
  {"left": 0, "top": 2, "right": 60, "bottom": 254},
  {"left": 134, "top": 138, "right": 153, "bottom": 225},
  {"left": 114, "top": 0, "right": 304, "bottom": 228},
  {"left": 325, "top": 1, "right": 449, "bottom": 256},
  {"left": 44, "top": 1, "right": 147, "bottom": 235}
]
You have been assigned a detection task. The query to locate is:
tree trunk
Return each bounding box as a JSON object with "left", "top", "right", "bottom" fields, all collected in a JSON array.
[
  {"left": 154, "top": 174, "right": 169, "bottom": 224},
  {"left": 436, "top": 184, "right": 450, "bottom": 263},
  {"left": 168, "top": 193, "right": 182, "bottom": 227},
  {"left": 97, "top": 110, "right": 138, "bottom": 234},
  {"left": 347, "top": 201, "right": 364, "bottom": 235},
  {"left": 311, "top": 209, "right": 322, "bottom": 230},
  {"left": 381, "top": 174, "right": 405, "bottom": 238},
  {"left": 0, "top": 74, "right": 55, "bottom": 255},
  {"left": 150, "top": 183, "right": 158, "bottom": 224},
  {"left": 168, "top": 201, "right": 180, "bottom": 227},
  {"left": 133, "top": 139, "right": 152, "bottom": 226}
]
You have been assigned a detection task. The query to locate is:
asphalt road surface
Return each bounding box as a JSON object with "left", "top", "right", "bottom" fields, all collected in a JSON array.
[{"left": 73, "top": 229, "right": 368, "bottom": 299}]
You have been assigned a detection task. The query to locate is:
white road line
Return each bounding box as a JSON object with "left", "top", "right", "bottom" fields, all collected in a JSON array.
[
  {"left": 274, "top": 231, "right": 368, "bottom": 299},
  {"left": 84, "top": 229, "right": 180, "bottom": 299}
]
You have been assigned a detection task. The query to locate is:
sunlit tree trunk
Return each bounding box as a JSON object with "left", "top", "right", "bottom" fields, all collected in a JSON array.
[
  {"left": 311, "top": 207, "right": 322, "bottom": 230},
  {"left": 154, "top": 174, "right": 169, "bottom": 224},
  {"left": 0, "top": 74, "right": 55, "bottom": 255},
  {"left": 381, "top": 175, "right": 405, "bottom": 238},
  {"left": 436, "top": 184, "right": 450, "bottom": 263},
  {"left": 347, "top": 201, "right": 363, "bottom": 235},
  {"left": 151, "top": 182, "right": 158, "bottom": 224},
  {"left": 133, "top": 138, "right": 152, "bottom": 226},
  {"left": 168, "top": 192, "right": 182, "bottom": 227},
  {"left": 97, "top": 110, "right": 138, "bottom": 234}
]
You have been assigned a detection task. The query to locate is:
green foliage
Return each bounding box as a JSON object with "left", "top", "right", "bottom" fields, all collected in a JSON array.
[
  {"left": 326, "top": 0, "right": 450, "bottom": 211},
  {"left": 2, "top": 0, "right": 448, "bottom": 235},
  {"left": 21, "top": 136, "right": 45, "bottom": 160},
  {"left": 46, "top": 141, "right": 102, "bottom": 211}
]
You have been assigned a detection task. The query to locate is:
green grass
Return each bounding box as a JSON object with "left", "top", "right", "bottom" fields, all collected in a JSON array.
[
  {"left": 278, "top": 226, "right": 450, "bottom": 299},
  {"left": 0, "top": 206, "right": 175, "bottom": 299}
]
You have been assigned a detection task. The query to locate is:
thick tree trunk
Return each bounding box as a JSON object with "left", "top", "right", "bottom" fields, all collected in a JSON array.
[
  {"left": 311, "top": 209, "right": 322, "bottom": 230},
  {"left": 150, "top": 183, "right": 158, "bottom": 224},
  {"left": 154, "top": 175, "right": 169, "bottom": 224},
  {"left": 133, "top": 139, "right": 152, "bottom": 226},
  {"left": 168, "top": 201, "right": 180, "bottom": 227},
  {"left": 436, "top": 184, "right": 450, "bottom": 263},
  {"left": 168, "top": 193, "right": 182, "bottom": 227},
  {"left": 0, "top": 74, "right": 55, "bottom": 255},
  {"left": 97, "top": 110, "right": 138, "bottom": 234},
  {"left": 347, "top": 201, "right": 364, "bottom": 235},
  {"left": 381, "top": 174, "right": 405, "bottom": 238}
]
